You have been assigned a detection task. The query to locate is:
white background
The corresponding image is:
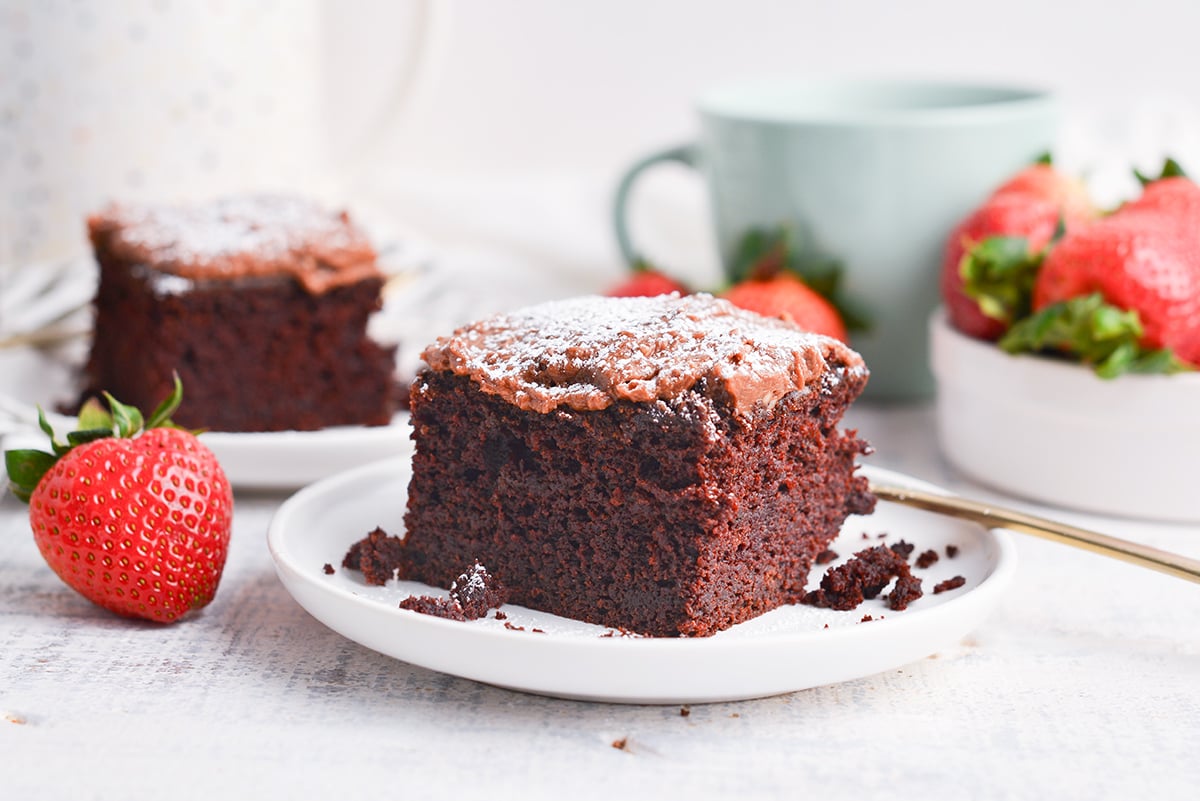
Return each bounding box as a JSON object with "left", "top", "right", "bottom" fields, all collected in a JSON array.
[
  {"left": 333, "top": 0, "right": 1200, "bottom": 284},
  {"left": 363, "top": 0, "right": 1200, "bottom": 179}
]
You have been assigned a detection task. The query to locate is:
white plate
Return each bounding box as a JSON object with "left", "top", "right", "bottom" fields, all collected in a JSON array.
[
  {"left": 0, "top": 331, "right": 414, "bottom": 491},
  {"left": 267, "top": 458, "right": 1017, "bottom": 704}
]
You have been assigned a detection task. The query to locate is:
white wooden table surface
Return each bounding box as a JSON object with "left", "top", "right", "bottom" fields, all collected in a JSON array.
[{"left": 2, "top": 400, "right": 1197, "bottom": 800}]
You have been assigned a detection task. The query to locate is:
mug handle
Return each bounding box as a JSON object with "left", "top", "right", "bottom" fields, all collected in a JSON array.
[
  {"left": 336, "top": 0, "right": 455, "bottom": 183},
  {"left": 612, "top": 143, "right": 699, "bottom": 266}
]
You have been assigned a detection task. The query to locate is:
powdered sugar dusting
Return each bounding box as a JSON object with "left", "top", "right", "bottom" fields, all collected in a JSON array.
[
  {"left": 450, "top": 563, "right": 489, "bottom": 596},
  {"left": 136, "top": 267, "right": 194, "bottom": 297},
  {"left": 89, "top": 195, "right": 380, "bottom": 294},
  {"left": 448, "top": 562, "right": 507, "bottom": 618},
  {"left": 422, "top": 294, "right": 866, "bottom": 414}
]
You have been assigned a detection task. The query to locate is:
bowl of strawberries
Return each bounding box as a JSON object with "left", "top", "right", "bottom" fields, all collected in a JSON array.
[{"left": 933, "top": 157, "right": 1200, "bottom": 522}]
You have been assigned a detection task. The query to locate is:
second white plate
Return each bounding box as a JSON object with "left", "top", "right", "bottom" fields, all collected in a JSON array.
[
  {"left": 0, "top": 327, "right": 413, "bottom": 491},
  {"left": 268, "top": 458, "right": 1017, "bottom": 704}
]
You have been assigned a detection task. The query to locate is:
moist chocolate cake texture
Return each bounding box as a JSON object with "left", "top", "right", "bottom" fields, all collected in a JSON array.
[
  {"left": 368, "top": 293, "right": 875, "bottom": 637},
  {"left": 84, "top": 195, "right": 396, "bottom": 432}
]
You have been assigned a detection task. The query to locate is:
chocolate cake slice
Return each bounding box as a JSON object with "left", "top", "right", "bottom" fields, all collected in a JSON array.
[
  {"left": 84, "top": 195, "right": 396, "bottom": 432},
  {"left": 398, "top": 293, "right": 874, "bottom": 637}
]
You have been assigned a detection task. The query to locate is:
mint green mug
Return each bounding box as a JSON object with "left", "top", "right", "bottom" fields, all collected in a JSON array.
[{"left": 614, "top": 79, "right": 1058, "bottom": 401}]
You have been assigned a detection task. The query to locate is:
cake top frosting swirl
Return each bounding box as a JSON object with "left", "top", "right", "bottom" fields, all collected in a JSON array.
[
  {"left": 420, "top": 293, "right": 867, "bottom": 414},
  {"left": 87, "top": 195, "right": 380, "bottom": 294}
]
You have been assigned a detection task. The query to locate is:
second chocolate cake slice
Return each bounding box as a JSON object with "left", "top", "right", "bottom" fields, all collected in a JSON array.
[{"left": 85, "top": 195, "right": 396, "bottom": 432}]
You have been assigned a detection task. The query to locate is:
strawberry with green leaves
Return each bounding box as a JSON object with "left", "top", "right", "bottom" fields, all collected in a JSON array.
[
  {"left": 726, "top": 225, "right": 869, "bottom": 338},
  {"left": 5, "top": 377, "right": 233, "bottom": 623},
  {"left": 607, "top": 259, "right": 689, "bottom": 298},
  {"left": 1001, "top": 167, "right": 1200, "bottom": 375},
  {"left": 943, "top": 159, "right": 1096, "bottom": 340},
  {"left": 719, "top": 225, "right": 869, "bottom": 342}
]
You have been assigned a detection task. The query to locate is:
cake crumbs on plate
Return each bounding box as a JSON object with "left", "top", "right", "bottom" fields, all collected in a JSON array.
[
  {"left": 934, "top": 576, "right": 967, "bottom": 594},
  {"left": 887, "top": 572, "right": 924, "bottom": 611},
  {"left": 391, "top": 560, "right": 508, "bottom": 622},
  {"left": 322, "top": 563, "right": 335, "bottom": 575},
  {"left": 915, "top": 549, "right": 940, "bottom": 569},
  {"left": 803, "top": 544, "right": 924, "bottom": 612},
  {"left": 946, "top": 544, "right": 960, "bottom": 558},
  {"left": 450, "top": 562, "right": 507, "bottom": 618},
  {"left": 398, "top": 595, "right": 467, "bottom": 621},
  {"left": 342, "top": 526, "right": 408, "bottom": 585},
  {"left": 815, "top": 548, "right": 839, "bottom": 565}
]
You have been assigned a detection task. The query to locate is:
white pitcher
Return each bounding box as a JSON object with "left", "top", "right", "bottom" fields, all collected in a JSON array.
[{"left": 0, "top": 0, "right": 446, "bottom": 265}]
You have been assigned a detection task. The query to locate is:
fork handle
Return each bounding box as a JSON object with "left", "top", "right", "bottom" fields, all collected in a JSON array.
[{"left": 871, "top": 483, "right": 1200, "bottom": 584}]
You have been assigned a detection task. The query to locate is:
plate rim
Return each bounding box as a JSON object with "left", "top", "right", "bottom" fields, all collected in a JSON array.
[{"left": 267, "top": 457, "right": 1017, "bottom": 701}]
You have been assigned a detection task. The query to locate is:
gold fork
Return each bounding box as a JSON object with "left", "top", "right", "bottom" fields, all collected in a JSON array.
[{"left": 871, "top": 482, "right": 1200, "bottom": 584}]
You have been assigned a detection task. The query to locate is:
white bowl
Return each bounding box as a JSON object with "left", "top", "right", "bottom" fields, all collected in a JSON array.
[{"left": 929, "top": 311, "right": 1200, "bottom": 522}]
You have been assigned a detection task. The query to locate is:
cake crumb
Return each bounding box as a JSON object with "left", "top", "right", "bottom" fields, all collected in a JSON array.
[
  {"left": 322, "top": 563, "right": 335, "bottom": 575},
  {"left": 396, "top": 561, "right": 508, "bottom": 622},
  {"left": 946, "top": 544, "right": 960, "bottom": 558},
  {"left": 934, "top": 576, "right": 967, "bottom": 594},
  {"left": 680, "top": 706, "right": 691, "bottom": 717},
  {"left": 612, "top": 738, "right": 629, "bottom": 751},
  {"left": 915, "top": 549, "right": 939, "bottom": 569},
  {"left": 504, "top": 621, "right": 526, "bottom": 632},
  {"left": 860, "top": 614, "right": 874, "bottom": 622},
  {"left": 887, "top": 572, "right": 924, "bottom": 610},
  {"left": 803, "top": 545, "right": 921, "bottom": 611},
  {"left": 450, "top": 562, "right": 507, "bottom": 618},
  {"left": 888, "top": 540, "right": 915, "bottom": 559},
  {"left": 494, "top": 610, "right": 508, "bottom": 620},
  {"left": 342, "top": 526, "right": 409, "bottom": 585},
  {"left": 815, "top": 549, "right": 839, "bottom": 565},
  {"left": 398, "top": 595, "right": 466, "bottom": 621}
]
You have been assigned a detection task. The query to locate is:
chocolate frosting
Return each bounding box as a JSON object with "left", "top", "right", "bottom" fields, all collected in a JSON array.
[
  {"left": 87, "top": 195, "right": 380, "bottom": 294},
  {"left": 420, "top": 293, "right": 867, "bottom": 415}
]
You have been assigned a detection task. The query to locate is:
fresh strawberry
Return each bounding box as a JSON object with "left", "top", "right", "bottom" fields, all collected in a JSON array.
[
  {"left": 607, "top": 259, "right": 688, "bottom": 298},
  {"left": 722, "top": 272, "right": 848, "bottom": 341},
  {"left": 942, "top": 161, "right": 1096, "bottom": 340},
  {"left": 730, "top": 225, "right": 871, "bottom": 333},
  {"left": 1009, "top": 172, "right": 1200, "bottom": 371},
  {"left": 4, "top": 377, "right": 233, "bottom": 623}
]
